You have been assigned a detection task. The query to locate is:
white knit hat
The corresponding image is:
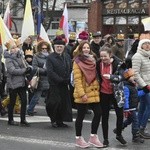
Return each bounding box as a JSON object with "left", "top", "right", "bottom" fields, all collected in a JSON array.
[{"left": 138, "top": 39, "right": 150, "bottom": 49}]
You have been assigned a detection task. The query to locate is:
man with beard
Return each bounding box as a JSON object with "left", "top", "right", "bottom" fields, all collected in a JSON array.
[{"left": 45, "top": 38, "right": 72, "bottom": 128}]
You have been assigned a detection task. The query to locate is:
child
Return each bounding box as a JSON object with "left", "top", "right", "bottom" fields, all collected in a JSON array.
[{"left": 114, "top": 68, "right": 146, "bottom": 143}]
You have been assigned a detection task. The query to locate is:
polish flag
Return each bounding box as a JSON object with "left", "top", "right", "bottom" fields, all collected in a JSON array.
[
  {"left": 3, "top": 1, "right": 12, "bottom": 30},
  {"left": 59, "top": 4, "right": 69, "bottom": 43}
]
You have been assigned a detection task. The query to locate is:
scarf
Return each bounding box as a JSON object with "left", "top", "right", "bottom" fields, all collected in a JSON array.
[
  {"left": 137, "top": 48, "right": 150, "bottom": 57},
  {"left": 75, "top": 55, "right": 96, "bottom": 85}
]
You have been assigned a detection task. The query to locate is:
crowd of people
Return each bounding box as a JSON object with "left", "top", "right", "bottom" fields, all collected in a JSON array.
[{"left": 0, "top": 30, "right": 150, "bottom": 148}]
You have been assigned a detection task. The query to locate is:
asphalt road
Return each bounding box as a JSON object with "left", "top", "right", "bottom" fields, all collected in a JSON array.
[{"left": 0, "top": 103, "right": 150, "bottom": 150}]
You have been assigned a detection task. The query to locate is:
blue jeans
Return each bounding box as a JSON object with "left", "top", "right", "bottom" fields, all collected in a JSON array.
[
  {"left": 138, "top": 93, "right": 150, "bottom": 129},
  {"left": 123, "top": 110, "right": 139, "bottom": 135},
  {"left": 27, "top": 90, "right": 42, "bottom": 113}
]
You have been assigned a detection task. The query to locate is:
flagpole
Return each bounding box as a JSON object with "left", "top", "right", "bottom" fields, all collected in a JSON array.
[{"left": 2, "top": 0, "right": 4, "bottom": 17}]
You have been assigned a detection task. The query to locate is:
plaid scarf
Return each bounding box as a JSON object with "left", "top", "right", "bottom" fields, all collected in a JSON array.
[{"left": 75, "top": 55, "right": 96, "bottom": 85}]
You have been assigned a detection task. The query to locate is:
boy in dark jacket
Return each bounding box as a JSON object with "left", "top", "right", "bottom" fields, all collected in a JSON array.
[{"left": 114, "top": 68, "right": 146, "bottom": 143}]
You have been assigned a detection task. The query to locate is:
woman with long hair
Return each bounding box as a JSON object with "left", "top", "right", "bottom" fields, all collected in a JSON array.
[{"left": 73, "top": 41, "right": 103, "bottom": 148}]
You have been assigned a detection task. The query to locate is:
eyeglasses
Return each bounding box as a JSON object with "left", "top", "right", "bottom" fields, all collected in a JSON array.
[{"left": 42, "top": 47, "right": 48, "bottom": 50}]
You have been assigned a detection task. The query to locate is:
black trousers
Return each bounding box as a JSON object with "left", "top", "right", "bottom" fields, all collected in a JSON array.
[
  {"left": 8, "top": 87, "right": 27, "bottom": 122},
  {"left": 75, "top": 102, "right": 102, "bottom": 136},
  {"left": 100, "top": 92, "right": 124, "bottom": 140}
]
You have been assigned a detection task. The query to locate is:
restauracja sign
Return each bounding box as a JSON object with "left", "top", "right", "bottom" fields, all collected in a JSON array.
[{"left": 105, "top": 8, "right": 146, "bottom": 15}]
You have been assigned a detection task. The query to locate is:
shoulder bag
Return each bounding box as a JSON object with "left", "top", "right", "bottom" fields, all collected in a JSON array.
[{"left": 30, "top": 68, "right": 39, "bottom": 89}]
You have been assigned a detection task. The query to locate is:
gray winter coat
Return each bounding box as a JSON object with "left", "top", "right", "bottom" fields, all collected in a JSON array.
[
  {"left": 32, "top": 53, "right": 49, "bottom": 90},
  {"left": 4, "top": 50, "right": 27, "bottom": 89},
  {"left": 132, "top": 48, "right": 150, "bottom": 88}
]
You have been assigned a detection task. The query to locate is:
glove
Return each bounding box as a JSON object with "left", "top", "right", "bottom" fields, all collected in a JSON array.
[
  {"left": 124, "top": 111, "right": 132, "bottom": 118},
  {"left": 25, "top": 67, "right": 32, "bottom": 74},
  {"left": 143, "top": 85, "right": 150, "bottom": 93}
]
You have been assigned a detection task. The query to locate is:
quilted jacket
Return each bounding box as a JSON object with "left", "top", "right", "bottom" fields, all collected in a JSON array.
[
  {"left": 132, "top": 48, "right": 150, "bottom": 88},
  {"left": 73, "top": 61, "right": 100, "bottom": 104}
]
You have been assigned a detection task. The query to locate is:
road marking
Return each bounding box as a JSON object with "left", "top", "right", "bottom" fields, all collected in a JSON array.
[
  {"left": 0, "top": 109, "right": 115, "bottom": 123},
  {"left": 0, "top": 134, "right": 128, "bottom": 150},
  {"left": 0, "top": 115, "right": 93, "bottom": 123},
  {"left": 0, "top": 134, "right": 74, "bottom": 148}
]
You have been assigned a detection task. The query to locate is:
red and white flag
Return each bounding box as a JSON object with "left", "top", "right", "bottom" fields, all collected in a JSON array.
[
  {"left": 3, "top": 1, "right": 12, "bottom": 30},
  {"left": 59, "top": 4, "right": 69, "bottom": 43}
]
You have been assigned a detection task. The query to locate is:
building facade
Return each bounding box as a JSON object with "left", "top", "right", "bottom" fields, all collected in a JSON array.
[{"left": 88, "top": 0, "right": 150, "bottom": 38}]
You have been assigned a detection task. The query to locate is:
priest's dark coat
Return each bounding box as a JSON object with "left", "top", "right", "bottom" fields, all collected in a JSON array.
[{"left": 45, "top": 52, "right": 72, "bottom": 123}]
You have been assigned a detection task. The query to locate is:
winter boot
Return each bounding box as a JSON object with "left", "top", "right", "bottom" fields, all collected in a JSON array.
[
  {"left": 139, "top": 128, "right": 150, "bottom": 139},
  {"left": 75, "top": 136, "right": 90, "bottom": 148},
  {"left": 116, "top": 135, "right": 127, "bottom": 145},
  {"left": 132, "top": 132, "right": 144, "bottom": 143},
  {"left": 103, "top": 139, "right": 109, "bottom": 147},
  {"left": 88, "top": 134, "right": 103, "bottom": 148}
]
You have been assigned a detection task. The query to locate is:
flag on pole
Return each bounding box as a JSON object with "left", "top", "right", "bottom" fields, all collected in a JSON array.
[
  {"left": 35, "top": 0, "right": 42, "bottom": 35},
  {"left": 39, "top": 24, "right": 53, "bottom": 52},
  {"left": 142, "top": 17, "right": 150, "bottom": 31},
  {"left": 0, "top": 15, "right": 14, "bottom": 50},
  {"left": 3, "top": 1, "right": 12, "bottom": 30},
  {"left": 21, "top": 0, "right": 35, "bottom": 43},
  {"left": 39, "top": 24, "right": 50, "bottom": 43},
  {"left": 0, "top": 15, "right": 14, "bottom": 62},
  {"left": 59, "top": 4, "right": 69, "bottom": 43}
]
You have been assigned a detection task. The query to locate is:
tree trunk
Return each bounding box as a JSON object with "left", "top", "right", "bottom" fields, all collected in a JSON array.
[
  {"left": 12, "top": 19, "right": 18, "bottom": 33},
  {"left": 46, "top": 0, "right": 56, "bottom": 31}
]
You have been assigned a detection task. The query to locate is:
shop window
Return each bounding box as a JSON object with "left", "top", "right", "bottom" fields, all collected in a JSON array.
[
  {"left": 51, "top": 22, "right": 59, "bottom": 29},
  {"left": 128, "top": 16, "right": 139, "bottom": 24},
  {"left": 116, "top": 16, "right": 127, "bottom": 25},
  {"left": 103, "top": 16, "right": 114, "bottom": 25}
]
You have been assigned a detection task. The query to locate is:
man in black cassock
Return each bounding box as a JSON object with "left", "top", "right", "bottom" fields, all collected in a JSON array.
[{"left": 45, "top": 38, "right": 72, "bottom": 128}]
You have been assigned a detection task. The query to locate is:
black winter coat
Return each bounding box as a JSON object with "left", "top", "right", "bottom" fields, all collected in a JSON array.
[
  {"left": 91, "top": 40, "right": 104, "bottom": 59},
  {"left": 46, "top": 52, "right": 72, "bottom": 85},
  {"left": 45, "top": 52, "right": 72, "bottom": 122}
]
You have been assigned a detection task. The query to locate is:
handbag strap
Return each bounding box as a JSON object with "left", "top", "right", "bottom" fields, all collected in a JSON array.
[
  {"left": 34, "top": 68, "right": 39, "bottom": 77},
  {"left": 37, "top": 68, "right": 39, "bottom": 77}
]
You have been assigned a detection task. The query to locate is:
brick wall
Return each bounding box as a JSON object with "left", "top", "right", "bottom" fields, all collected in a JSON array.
[{"left": 88, "top": 1, "right": 102, "bottom": 33}]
